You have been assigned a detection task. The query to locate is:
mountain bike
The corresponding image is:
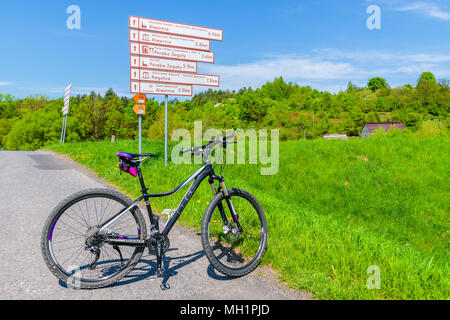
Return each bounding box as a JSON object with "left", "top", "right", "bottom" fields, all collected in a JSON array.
[{"left": 41, "top": 134, "right": 268, "bottom": 289}]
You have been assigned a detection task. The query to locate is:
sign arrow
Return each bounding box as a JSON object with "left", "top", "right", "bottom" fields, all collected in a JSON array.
[
  {"left": 133, "top": 94, "right": 147, "bottom": 104},
  {"left": 133, "top": 104, "right": 146, "bottom": 115}
]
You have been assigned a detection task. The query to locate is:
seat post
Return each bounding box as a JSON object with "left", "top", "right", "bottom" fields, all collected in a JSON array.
[
  {"left": 136, "top": 165, "right": 147, "bottom": 195},
  {"left": 136, "top": 165, "right": 158, "bottom": 229}
]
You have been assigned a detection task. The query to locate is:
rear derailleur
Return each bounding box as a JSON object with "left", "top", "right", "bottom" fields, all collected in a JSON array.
[{"left": 85, "top": 226, "right": 125, "bottom": 270}]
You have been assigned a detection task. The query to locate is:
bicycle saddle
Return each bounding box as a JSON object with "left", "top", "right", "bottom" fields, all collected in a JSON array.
[{"left": 116, "top": 152, "right": 156, "bottom": 159}]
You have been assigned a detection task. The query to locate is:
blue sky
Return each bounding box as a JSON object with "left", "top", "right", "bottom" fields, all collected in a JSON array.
[{"left": 0, "top": 0, "right": 449, "bottom": 99}]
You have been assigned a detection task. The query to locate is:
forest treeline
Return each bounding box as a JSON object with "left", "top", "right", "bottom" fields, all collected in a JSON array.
[{"left": 0, "top": 72, "right": 448, "bottom": 150}]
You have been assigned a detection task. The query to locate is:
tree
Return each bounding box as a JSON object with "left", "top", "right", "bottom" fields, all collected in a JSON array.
[
  {"left": 368, "top": 77, "right": 389, "bottom": 92},
  {"left": 0, "top": 72, "right": 448, "bottom": 149},
  {"left": 5, "top": 109, "right": 82, "bottom": 150},
  {"left": 260, "top": 77, "right": 293, "bottom": 101},
  {"left": 417, "top": 72, "right": 436, "bottom": 88},
  {"left": 0, "top": 93, "right": 18, "bottom": 119},
  {"left": 416, "top": 72, "right": 440, "bottom": 115},
  {"left": 346, "top": 81, "right": 355, "bottom": 93},
  {"left": 104, "top": 88, "right": 116, "bottom": 102}
]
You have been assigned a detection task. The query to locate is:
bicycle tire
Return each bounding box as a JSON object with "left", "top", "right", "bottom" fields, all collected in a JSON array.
[
  {"left": 201, "top": 188, "right": 268, "bottom": 277},
  {"left": 41, "top": 188, "right": 147, "bottom": 289}
]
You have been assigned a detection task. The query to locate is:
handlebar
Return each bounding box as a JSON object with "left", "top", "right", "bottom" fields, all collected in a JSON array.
[{"left": 180, "top": 133, "right": 237, "bottom": 156}]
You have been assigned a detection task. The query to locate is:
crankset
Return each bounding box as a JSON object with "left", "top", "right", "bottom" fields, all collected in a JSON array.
[
  {"left": 146, "top": 232, "right": 171, "bottom": 277},
  {"left": 147, "top": 233, "right": 170, "bottom": 253}
]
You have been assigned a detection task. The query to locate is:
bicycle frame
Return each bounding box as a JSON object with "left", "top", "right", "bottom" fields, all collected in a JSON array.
[{"left": 96, "top": 162, "right": 234, "bottom": 245}]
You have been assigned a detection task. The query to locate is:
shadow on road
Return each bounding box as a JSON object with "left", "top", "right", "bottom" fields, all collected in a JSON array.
[{"left": 59, "top": 247, "right": 234, "bottom": 291}]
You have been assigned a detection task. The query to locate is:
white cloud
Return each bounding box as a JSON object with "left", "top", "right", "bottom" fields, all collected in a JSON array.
[
  {"left": 198, "top": 48, "right": 450, "bottom": 93},
  {"left": 0, "top": 82, "right": 13, "bottom": 86},
  {"left": 313, "top": 48, "right": 450, "bottom": 64},
  {"left": 396, "top": 1, "right": 450, "bottom": 20},
  {"left": 200, "top": 55, "right": 362, "bottom": 92}
]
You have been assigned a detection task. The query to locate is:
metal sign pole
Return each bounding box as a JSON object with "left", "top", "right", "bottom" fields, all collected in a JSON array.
[
  {"left": 60, "top": 116, "right": 66, "bottom": 144},
  {"left": 62, "top": 115, "right": 68, "bottom": 145},
  {"left": 138, "top": 114, "right": 142, "bottom": 155},
  {"left": 164, "top": 94, "right": 168, "bottom": 165},
  {"left": 61, "top": 83, "right": 71, "bottom": 145},
  {"left": 132, "top": 94, "right": 146, "bottom": 160}
]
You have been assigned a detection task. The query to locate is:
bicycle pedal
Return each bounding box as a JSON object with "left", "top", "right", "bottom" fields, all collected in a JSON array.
[{"left": 160, "top": 283, "right": 170, "bottom": 290}]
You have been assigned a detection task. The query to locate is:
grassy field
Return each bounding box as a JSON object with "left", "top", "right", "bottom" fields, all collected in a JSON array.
[{"left": 46, "top": 137, "right": 449, "bottom": 299}]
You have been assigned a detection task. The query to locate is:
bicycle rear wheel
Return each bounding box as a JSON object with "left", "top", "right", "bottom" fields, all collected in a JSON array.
[
  {"left": 41, "top": 188, "right": 147, "bottom": 289},
  {"left": 201, "top": 188, "right": 268, "bottom": 277}
]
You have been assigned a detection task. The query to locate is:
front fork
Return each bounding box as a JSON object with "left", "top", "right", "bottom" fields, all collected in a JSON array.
[{"left": 208, "top": 176, "right": 243, "bottom": 234}]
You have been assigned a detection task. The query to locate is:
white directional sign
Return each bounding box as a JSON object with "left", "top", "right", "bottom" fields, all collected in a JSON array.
[
  {"left": 130, "top": 81, "right": 193, "bottom": 96},
  {"left": 129, "top": 29, "right": 210, "bottom": 51},
  {"left": 130, "top": 42, "right": 214, "bottom": 63},
  {"left": 130, "top": 68, "right": 219, "bottom": 87},
  {"left": 130, "top": 55, "right": 197, "bottom": 73},
  {"left": 129, "top": 15, "right": 222, "bottom": 97},
  {"left": 129, "top": 16, "right": 223, "bottom": 41}
]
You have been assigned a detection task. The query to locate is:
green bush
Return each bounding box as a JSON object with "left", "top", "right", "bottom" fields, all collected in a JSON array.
[
  {"left": 1, "top": 74, "right": 449, "bottom": 150},
  {"left": 414, "top": 121, "right": 448, "bottom": 138},
  {"left": 5, "top": 110, "right": 83, "bottom": 150},
  {"left": 371, "top": 126, "right": 410, "bottom": 138}
]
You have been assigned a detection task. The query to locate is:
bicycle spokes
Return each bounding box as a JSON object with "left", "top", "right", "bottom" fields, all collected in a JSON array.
[
  {"left": 206, "top": 192, "right": 265, "bottom": 272},
  {"left": 43, "top": 191, "right": 146, "bottom": 286}
]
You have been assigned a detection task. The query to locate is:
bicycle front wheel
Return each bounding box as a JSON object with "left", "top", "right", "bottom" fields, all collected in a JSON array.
[
  {"left": 201, "top": 188, "right": 268, "bottom": 277},
  {"left": 41, "top": 188, "right": 147, "bottom": 289}
]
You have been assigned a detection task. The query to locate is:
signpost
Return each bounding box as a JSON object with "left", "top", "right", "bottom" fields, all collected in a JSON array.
[
  {"left": 130, "top": 43, "right": 215, "bottom": 63},
  {"left": 130, "top": 81, "right": 192, "bottom": 96},
  {"left": 129, "top": 30, "right": 210, "bottom": 51},
  {"left": 60, "top": 83, "right": 72, "bottom": 144},
  {"left": 129, "top": 16, "right": 223, "bottom": 41},
  {"left": 130, "top": 56, "right": 197, "bottom": 73},
  {"left": 130, "top": 69, "right": 219, "bottom": 86},
  {"left": 129, "top": 16, "right": 222, "bottom": 165}
]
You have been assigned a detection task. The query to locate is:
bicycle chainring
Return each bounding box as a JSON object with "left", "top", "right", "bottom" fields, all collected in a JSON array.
[{"left": 147, "top": 233, "right": 170, "bottom": 253}]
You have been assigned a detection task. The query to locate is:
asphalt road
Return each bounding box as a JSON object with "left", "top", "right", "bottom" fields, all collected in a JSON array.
[{"left": 0, "top": 151, "right": 310, "bottom": 300}]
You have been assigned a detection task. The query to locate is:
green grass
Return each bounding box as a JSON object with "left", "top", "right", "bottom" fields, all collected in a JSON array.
[{"left": 45, "top": 137, "right": 450, "bottom": 299}]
